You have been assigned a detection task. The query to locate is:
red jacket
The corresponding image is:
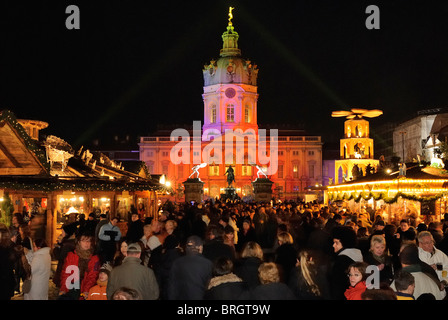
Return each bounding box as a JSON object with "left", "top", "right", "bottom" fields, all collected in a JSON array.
[
  {"left": 344, "top": 281, "right": 367, "bottom": 300},
  {"left": 60, "top": 251, "right": 100, "bottom": 294}
]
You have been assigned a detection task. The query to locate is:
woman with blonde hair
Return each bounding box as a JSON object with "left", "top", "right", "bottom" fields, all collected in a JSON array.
[
  {"left": 288, "top": 250, "right": 330, "bottom": 300},
  {"left": 251, "top": 262, "right": 296, "bottom": 300},
  {"left": 275, "top": 232, "right": 297, "bottom": 283},
  {"left": 234, "top": 241, "right": 263, "bottom": 289},
  {"left": 363, "top": 234, "right": 394, "bottom": 285}
]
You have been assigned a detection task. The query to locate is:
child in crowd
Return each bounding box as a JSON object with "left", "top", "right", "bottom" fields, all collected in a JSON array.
[
  {"left": 87, "top": 265, "right": 111, "bottom": 300},
  {"left": 393, "top": 270, "right": 415, "bottom": 300},
  {"left": 345, "top": 262, "right": 368, "bottom": 300}
]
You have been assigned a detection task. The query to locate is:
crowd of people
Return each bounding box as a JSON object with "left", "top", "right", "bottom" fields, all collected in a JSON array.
[{"left": 1, "top": 199, "right": 448, "bottom": 301}]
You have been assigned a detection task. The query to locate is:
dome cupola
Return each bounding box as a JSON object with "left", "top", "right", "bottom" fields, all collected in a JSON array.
[{"left": 203, "top": 7, "right": 258, "bottom": 86}]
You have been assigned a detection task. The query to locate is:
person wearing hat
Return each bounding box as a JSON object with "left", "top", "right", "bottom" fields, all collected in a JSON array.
[
  {"left": 390, "top": 243, "right": 446, "bottom": 300},
  {"left": 80, "top": 212, "right": 98, "bottom": 237},
  {"left": 87, "top": 264, "right": 111, "bottom": 300},
  {"left": 106, "top": 243, "right": 159, "bottom": 300},
  {"left": 125, "top": 212, "right": 144, "bottom": 243},
  {"left": 52, "top": 223, "right": 77, "bottom": 288},
  {"left": 167, "top": 235, "right": 213, "bottom": 300}
]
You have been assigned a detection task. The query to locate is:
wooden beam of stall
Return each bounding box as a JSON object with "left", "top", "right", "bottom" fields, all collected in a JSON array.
[{"left": 0, "top": 141, "right": 22, "bottom": 167}]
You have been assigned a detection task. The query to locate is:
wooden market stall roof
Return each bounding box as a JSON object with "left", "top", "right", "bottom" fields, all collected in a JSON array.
[
  {"left": 0, "top": 109, "right": 164, "bottom": 192},
  {"left": 0, "top": 110, "right": 49, "bottom": 175},
  {"left": 327, "top": 163, "right": 448, "bottom": 203}
]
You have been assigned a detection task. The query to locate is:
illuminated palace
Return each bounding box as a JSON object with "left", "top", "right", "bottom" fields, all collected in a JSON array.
[{"left": 139, "top": 10, "right": 323, "bottom": 201}]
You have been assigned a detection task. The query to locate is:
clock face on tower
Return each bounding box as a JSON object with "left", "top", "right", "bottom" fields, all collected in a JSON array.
[{"left": 225, "top": 87, "right": 236, "bottom": 98}]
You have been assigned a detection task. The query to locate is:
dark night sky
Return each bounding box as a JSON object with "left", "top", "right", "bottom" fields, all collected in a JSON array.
[{"left": 1, "top": 0, "right": 447, "bottom": 149}]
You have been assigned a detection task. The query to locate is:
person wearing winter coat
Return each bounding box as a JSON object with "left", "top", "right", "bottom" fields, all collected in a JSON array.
[
  {"left": 236, "top": 219, "right": 256, "bottom": 253},
  {"left": 330, "top": 226, "right": 364, "bottom": 300},
  {"left": 204, "top": 257, "right": 250, "bottom": 300},
  {"left": 59, "top": 233, "right": 101, "bottom": 299},
  {"left": 203, "top": 224, "right": 235, "bottom": 263},
  {"left": 106, "top": 243, "right": 159, "bottom": 300},
  {"left": 125, "top": 212, "right": 144, "bottom": 243},
  {"left": 154, "top": 234, "right": 182, "bottom": 300},
  {"left": 0, "top": 227, "right": 16, "bottom": 300},
  {"left": 234, "top": 241, "right": 263, "bottom": 290},
  {"left": 344, "top": 262, "right": 368, "bottom": 300},
  {"left": 288, "top": 250, "right": 331, "bottom": 300},
  {"left": 251, "top": 262, "right": 296, "bottom": 300},
  {"left": 24, "top": 238, "right": 52, "bottom": 300},
  {"left": 167, "top": 235, "right": 213, "bottom": 300},
  {"left": 363, "top": 235, "right": 394, "bottom": 286},
  {"left": 274, "top": 232, "right": 297, "bottom": 283},
  {"left": 52, "top": 223, "right": 76, "bottom": 288},
  {"left": 87, "top": 265, "right": 110, "bottom": 300}
]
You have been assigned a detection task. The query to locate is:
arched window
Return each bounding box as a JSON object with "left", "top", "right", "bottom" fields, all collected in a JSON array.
[
  {"left": 244, "top": 105, "right": 251, "bottom": 123},
  {"left": 242, "top": 165, "right": 252, "bottom": 176},
  {"left": 209, "top": 164, "right": 219, "bottom": 176},
  {"left": 226, "top": 104, "right": 235, "bottom": 122},
  {"left": 210, "top": 104, "right": 217, "bottom": 123}
]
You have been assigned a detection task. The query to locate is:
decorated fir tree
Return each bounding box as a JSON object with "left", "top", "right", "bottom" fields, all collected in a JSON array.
[{"left": 0, "top": 192, "right": 14, "bottom": 227}]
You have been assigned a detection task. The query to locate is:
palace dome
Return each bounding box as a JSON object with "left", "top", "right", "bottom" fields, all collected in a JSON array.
[{"left": 203, "top": 22, "right": 258, "bottom": 87}]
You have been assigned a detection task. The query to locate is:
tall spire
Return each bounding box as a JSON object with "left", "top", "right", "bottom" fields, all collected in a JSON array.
[{"left": 220, "top": 7, "right": 241, "bottom": 57}]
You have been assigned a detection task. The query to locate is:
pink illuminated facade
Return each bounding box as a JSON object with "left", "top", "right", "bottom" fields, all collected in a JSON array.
[{"left": 139, "top": 17, "right": 323, "bottom": 201}]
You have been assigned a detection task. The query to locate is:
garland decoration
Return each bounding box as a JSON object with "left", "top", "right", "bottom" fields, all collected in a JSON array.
[{"left": 328, "top": 191, "right": 448, "bottom": 204}]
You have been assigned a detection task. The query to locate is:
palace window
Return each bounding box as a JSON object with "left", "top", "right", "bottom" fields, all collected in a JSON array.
[
  {"left": 146, "top": 161, "right": 154, "bottom": 174},
  {"left": 293, "top": 164, "right": 299, "bottom": 178},
  {"left": 309, "top": 163, "right": 315, "bottom": 178},
  {"left": 278, "top": 164, "right": 284, "bottom": 179},
  {"left": 242, "top": 165, "right": 252, "bottom": 176},
  {"left": 226, "top": 104, "right": 235, "bottom": 122},
  {"left": 209, "top": 165, "right": 219, "bottom": 176},
  {"left": 244, "top": 105, "right": 251, "bottom": 123},
  {"left": 210, "top": 104, "right": 217, "bottom": 123}
]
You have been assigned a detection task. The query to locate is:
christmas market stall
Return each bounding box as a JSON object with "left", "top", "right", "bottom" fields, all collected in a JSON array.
[
  {"left": 326, "top": 163, "right": 448, "bottom": 225},
  {"left": 0, "top": 110, "right": 164, "bottom": 247}
]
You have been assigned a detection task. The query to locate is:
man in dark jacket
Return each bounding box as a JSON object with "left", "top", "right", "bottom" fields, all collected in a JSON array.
[
  {"left": 167, "top": 235, "right": 213, "bottom": 300},
  {"left": 126, "top": 212, "right": 144, "bottom": 243},
  {"left": 0, "top": 227, "right": 16, "bottom": 300},
  {"left": 203, "top": 225, "right": 235, "bottom": 263}
]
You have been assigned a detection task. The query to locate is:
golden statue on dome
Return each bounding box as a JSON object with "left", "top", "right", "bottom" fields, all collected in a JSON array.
[{"left": 228, "top": 7, "right": 235, "bottom": 25}]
